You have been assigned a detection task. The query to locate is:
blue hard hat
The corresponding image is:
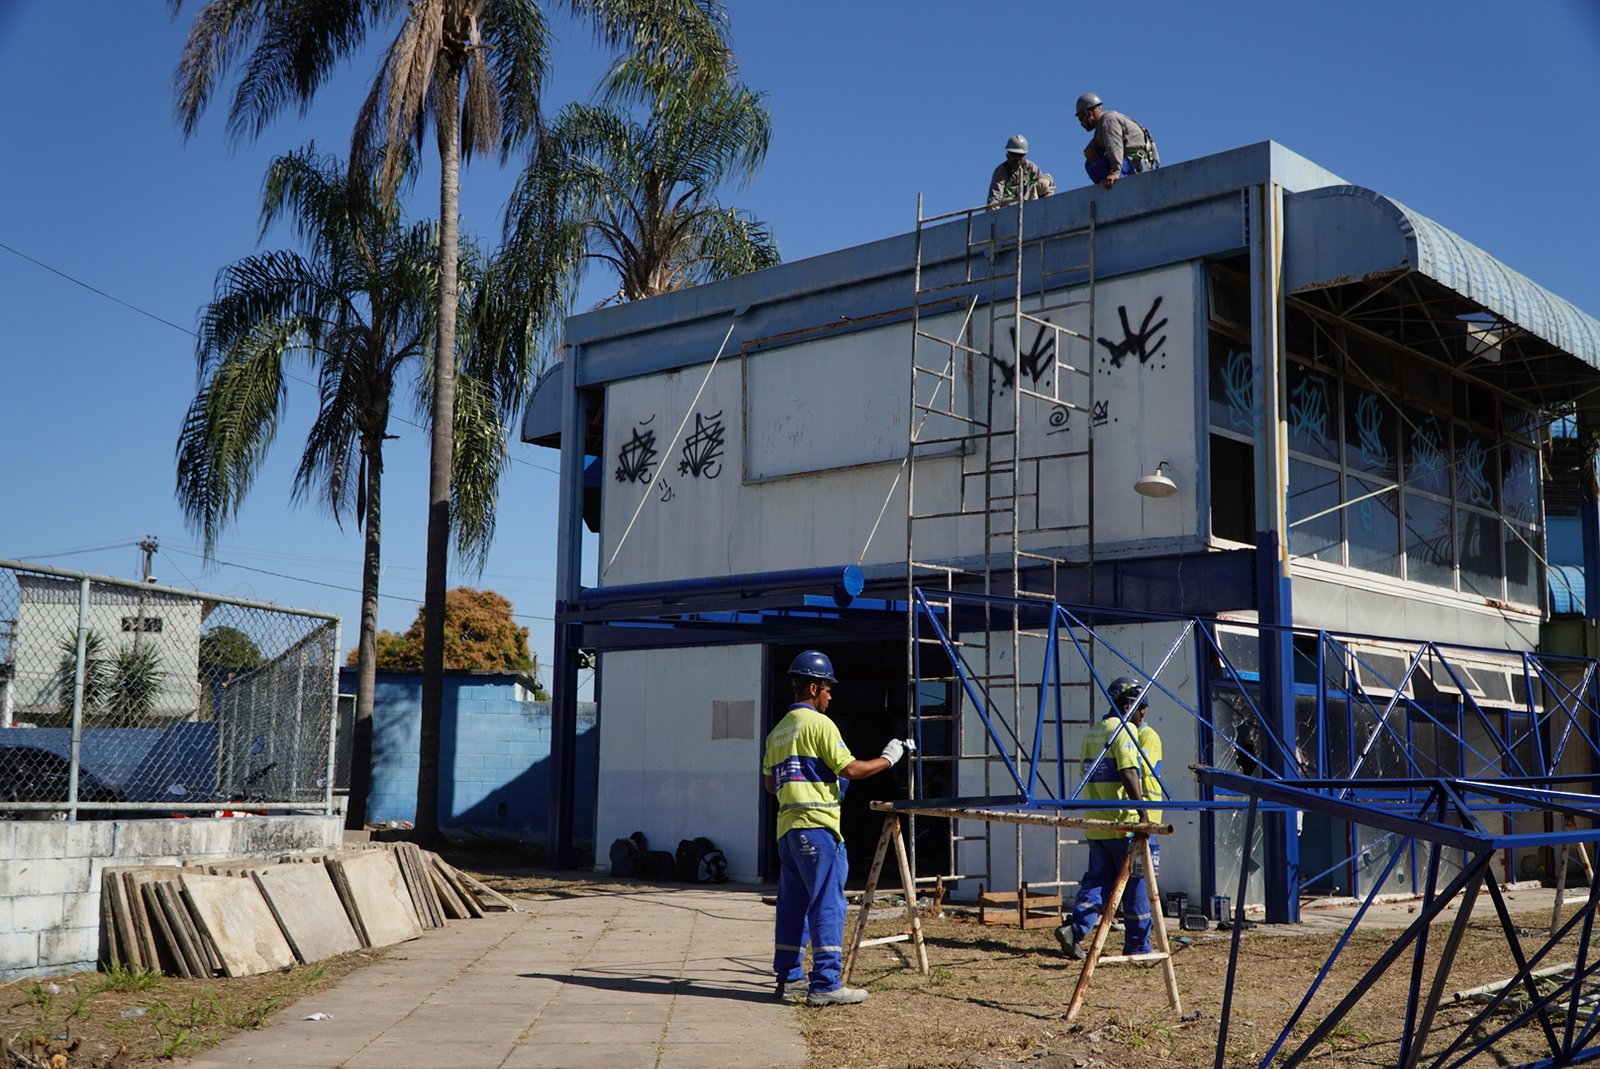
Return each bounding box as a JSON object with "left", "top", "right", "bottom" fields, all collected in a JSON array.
[
  {"left": 1108, "top": 676, "right": 1147, "bottom": 707},
  {"left": 788, "top": 650, "right": 838, "bottom": 684}
]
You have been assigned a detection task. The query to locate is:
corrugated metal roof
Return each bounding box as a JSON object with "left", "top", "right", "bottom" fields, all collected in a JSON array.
[
  {"left": 1285, "top": 186, "right": 1600, "bottom": 368},
  {"left": 1549, "top": 563, "right": 1586, "bottom": 615}
]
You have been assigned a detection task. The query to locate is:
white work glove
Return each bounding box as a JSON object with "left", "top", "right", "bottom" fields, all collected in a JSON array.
[{"left": 880, "top": 738, "right": 917, "bottom": 767}]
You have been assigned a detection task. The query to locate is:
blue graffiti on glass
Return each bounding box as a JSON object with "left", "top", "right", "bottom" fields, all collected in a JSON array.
[
  {"left": 1223, "top": 349, "right": 1254, "bottom": 432},
  {"left": 1289, "top": 373, "right": 1329, "bottom": 451},
  {"left": 1504, "top": 451, "right": 1538, "bottom": 523},
  {"left": 1457, "top": 437, "right": 1492, "bottom": 507},
  {"left": 1355, "top": 393, "right": 1389, "bottom": 469},
  {"left": 1409, "top": 417, "right": 1447, "bottom": 490}
]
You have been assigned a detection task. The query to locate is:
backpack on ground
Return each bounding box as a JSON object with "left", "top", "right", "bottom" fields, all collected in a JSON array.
[
  {"left": 608, "top": 830, "right": 648, "bottom": 877},
  {"left": 637, "top": 849, "right": 679, "bottom": 880},
  {"left": 675, "top": 836, "right": 729, "bottom": 883}
]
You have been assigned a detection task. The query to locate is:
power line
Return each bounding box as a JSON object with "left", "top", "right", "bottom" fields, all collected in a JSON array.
[
  {"left": 0, "top": 238, "right": 559, "bottom": 474},
  {"left": 164, "top": 547, "right": 555, "bottom": 621},
  {"left": 0, "top": 241, "right": 196, "bottom": 336}
]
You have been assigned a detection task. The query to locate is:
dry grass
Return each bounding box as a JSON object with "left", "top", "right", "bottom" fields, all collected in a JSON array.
[
  {"left": 0, "top": 950, "right": 380, "bottom": 1067},
  {"left": 794, "top": 907, "right": 1588, "bottom": 1069}
]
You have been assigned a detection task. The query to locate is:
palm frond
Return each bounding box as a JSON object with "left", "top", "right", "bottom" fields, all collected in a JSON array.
[
  {"left": 448, "top": 371, "right": 509, "bottom": 571},
  {"left": 481, "top": 0, "right": 550, "bottom": 155},
  {"left": 222, "top": 0, "right": 373, "bottom": 143},
  {"left": 574, "top": 0, "right": 730, "bottom": 86},
  {"left": 504, "top": 56, "right": 778, "bottom": 303},
  {"left": 172, "top": 0, "right": 270, "bottom": 138},
  {"left": 175, "top": 323, "right": 292, "bottom": 553}
]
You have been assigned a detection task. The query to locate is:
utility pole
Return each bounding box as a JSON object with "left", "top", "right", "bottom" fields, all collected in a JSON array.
[{"left": 138, "top": 536, "right": 159, "bottom": 584}]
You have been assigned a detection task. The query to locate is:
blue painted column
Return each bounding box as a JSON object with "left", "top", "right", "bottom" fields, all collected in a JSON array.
[
  {"left": 1250, "top": 181, "right": 1299, "bottom": 923},
  {"left": 1581, "top": 432, "right": 1600, "bottom": 622},
  {"left": 547, "top": 352, "right": 589, "bottom": 869}
]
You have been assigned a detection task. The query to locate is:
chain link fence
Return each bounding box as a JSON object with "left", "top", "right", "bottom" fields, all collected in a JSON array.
[{"left": 0, "top": 558, "right": 340, "bottom": 817}]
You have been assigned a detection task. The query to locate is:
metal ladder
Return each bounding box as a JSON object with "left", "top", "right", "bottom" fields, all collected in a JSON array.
[{"left": 904, "top": 191, "right": 1105, "bottom": 900}]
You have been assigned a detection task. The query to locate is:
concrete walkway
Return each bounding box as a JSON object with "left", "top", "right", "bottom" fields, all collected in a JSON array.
[{"left": 180, "top": 887, "right": 805, "bottom": 1069}]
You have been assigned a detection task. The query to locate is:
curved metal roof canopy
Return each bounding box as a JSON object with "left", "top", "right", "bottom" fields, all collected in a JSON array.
[{"left": 1285, "top": 185, "right": 1600, "bottom": 397}]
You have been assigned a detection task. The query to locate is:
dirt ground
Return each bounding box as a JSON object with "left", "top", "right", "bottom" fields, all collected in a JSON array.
[
  {"left": 817, "top": 905, "right": 1578, "bottom": 1069},
  {"left": 0, "top": 949, "right": 383, "bottom": 1067},
  {"left": 2, "top": 856, "right": 1587, "bottom": 1068},
  {"left": 476, "top": 866, "right": 1590, "bottom": 1069}
]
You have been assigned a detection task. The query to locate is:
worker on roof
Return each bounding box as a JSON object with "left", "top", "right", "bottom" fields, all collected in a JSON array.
[
  {"left": 1076, "top": 93, "right": 1159, "bottom": 189},
  {"left": 988, "top": 134, "right": 1055, "bottom": 210}
]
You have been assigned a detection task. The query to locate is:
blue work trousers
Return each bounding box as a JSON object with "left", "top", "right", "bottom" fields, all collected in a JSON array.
[
  {"left": 773, "top": 828, "right": 849, "bottom": 993},
  {"left": 1070, "top": 837, "right": 1152, "bottom": 955},
  {"left": 1085, "top": 156, "right": 1137, "bottom": 184}
]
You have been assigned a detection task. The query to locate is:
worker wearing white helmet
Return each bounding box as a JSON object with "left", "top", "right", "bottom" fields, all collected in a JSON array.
[
  {"left": 1076, "top": 92, "right": 1159, "bottom": 190},
  {"left": 987, "top": 133, "right": 1056, "bottom": 210}
]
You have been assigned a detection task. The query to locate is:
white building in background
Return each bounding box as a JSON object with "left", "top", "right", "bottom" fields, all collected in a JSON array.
[{"left": 10, "top": 574, "right": 202, "bottom": 721}]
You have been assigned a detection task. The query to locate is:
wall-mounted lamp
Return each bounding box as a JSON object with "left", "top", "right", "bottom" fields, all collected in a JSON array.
[{"left": 1134, "top": 460, "right": 1178, "bottom": 499}]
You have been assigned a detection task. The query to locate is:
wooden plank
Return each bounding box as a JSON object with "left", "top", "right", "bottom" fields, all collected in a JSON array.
[
  {"left": 411, "top": 846, "right": 445, "bottom": 926},
  {"left": 428, "top": 854, "right": 484, "bottom": 918},
  {"left": 119, "top": 871, "right": 162, "bottom": 971},
  {"left": 154, "top": 881, "right": 210, "bottom": 979},
  {"left": 453, "top": 867, "right": 519, "bottom": 914},
  {"left": 395, "top": 845, "right": 442, "bottom": 928},
  {"left": 140, "top": 882, "right": 190, "bottom": 978},
  {"left": 428, "top": 863, "right": 471, "bottom": 920},
  {"left": 323, "top": 854, "right": 371, "bottom": 947},
  {"left": 99, "top": 873, "right": 121, "bottom": 969},
  {"left": 105, "top": 869, "right": 143, "bottom": 971}
]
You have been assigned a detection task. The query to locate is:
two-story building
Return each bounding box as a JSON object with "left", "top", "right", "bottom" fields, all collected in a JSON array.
[{"left": 523, "top": 142, "right": 1600, "bottom": 918}]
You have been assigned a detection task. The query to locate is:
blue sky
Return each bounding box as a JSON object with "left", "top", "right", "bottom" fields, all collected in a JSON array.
[{"left": 3, "top": 1, "right": 1599, "bottom": 683}]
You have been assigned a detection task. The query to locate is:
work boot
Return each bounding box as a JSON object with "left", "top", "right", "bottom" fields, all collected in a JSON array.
[
  {"left": 807, "top": 985, "right": 869, "bottom": 1006},
  {"left": 1054, "top": 924, "right": 1084, "bottom": 960}
]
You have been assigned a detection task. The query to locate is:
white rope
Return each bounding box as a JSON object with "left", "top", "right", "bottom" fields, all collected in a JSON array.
[{"left": 602, "top": 320, "right": 739, "bottom": 578}]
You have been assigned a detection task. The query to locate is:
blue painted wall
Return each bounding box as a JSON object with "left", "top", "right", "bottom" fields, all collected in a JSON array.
[{"left": 340, "top": 669, "right": 598, "bottom": 850}]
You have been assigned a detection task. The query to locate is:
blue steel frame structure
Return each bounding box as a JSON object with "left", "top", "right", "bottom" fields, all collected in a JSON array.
[
  {"left": 903, "top": 586, "right": 1600, "bottom": 1066},
  {"left": 1203, "top": 769, "right": 1600, "bottom": 1069}
]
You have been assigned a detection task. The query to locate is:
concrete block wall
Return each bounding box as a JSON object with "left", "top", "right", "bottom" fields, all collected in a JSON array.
[
  {"left": 350, "top": 670, "right": 597, "bottom": 850},
  {"left": 0, "top": 814, "right": 343, "bottom": 981}
]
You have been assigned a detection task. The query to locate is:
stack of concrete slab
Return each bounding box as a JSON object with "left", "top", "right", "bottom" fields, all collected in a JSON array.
[{"left": 99, "top": 844, "right": 499, "bottom": 978}]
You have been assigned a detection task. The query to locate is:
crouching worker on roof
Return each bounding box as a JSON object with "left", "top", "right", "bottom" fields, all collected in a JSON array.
[
  {"left": 1076, "top": 92, "right": 1159, "bottom": 189},
  {"left": 763, "top": 650, "right": 915, "bottom": 1006},
  {"left": 988, "top": 134, "right": 1056, "bottom": 209},
  {"left": 1055, "top": 676, "right": 1157, "bottom": 960}
]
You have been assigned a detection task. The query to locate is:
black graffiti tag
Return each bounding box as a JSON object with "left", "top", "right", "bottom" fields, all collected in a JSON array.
[
  {"left": 615, "top": 424, "right": 659, "bottom": 484},
  {"left": 678, "top": 410, "right": 726, "bottom": 479},
  {"left": 1097, "top": 296, "right": 1167, "bottom": 368},
  {"left": 1010, "top": 321, "right": 1057, "bottom": 386}
]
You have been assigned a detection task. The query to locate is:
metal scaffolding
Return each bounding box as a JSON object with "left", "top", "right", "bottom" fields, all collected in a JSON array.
[{"left": 903, "top": 191, "right": 1101, "bottom": 898}]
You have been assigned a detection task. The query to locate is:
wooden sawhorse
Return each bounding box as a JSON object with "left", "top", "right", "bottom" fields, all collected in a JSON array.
[{"left": 843, "top": 801, "right": 1181, "bottom": 1024}]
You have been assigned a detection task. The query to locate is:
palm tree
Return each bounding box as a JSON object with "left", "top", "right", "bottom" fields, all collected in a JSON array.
[
  {"left": 501, "top": 54, "right": 778, "bottom": 316},
  {"left": 55, "top": 631, "right": 167, "bottom": 723},
  {"left": 174, "top": 146, "right": 511, "bottom": 828},
  {"left": 172, "top": 0, "right": 731, "bottom": 841}
]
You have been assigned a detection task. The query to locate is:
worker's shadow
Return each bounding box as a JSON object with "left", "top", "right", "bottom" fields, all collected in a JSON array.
[{"left": 518, "top": 959, "right": 778, "bottom": 1004}]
